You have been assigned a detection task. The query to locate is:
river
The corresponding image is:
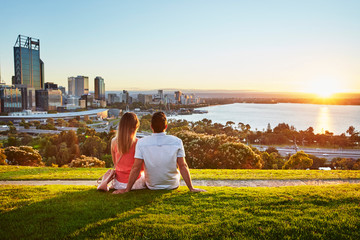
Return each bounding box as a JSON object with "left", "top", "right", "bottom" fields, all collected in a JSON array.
[{"left": 168, "top": 103, "right": 360, "bottom": 134}]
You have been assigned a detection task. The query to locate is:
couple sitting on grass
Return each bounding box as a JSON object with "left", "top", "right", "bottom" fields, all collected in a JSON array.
[{"left": 111, "top": 111, "right": 205, "bottom": 194}]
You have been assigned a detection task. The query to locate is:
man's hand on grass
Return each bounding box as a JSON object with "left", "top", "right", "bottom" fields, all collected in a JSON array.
[
  {"left": 112, "top": 189, "right": 128, "bottom": 194},
  {"left": 190, "top": 188, "right": 206, "bottom": 193}
]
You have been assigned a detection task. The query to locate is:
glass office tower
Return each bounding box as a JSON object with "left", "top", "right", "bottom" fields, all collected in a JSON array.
[
  {"left": 94, "top": 76, "right": 105, "bottom": 100},
  {"left": 13, "top": 35, "right": 44, "bottom": 90}
]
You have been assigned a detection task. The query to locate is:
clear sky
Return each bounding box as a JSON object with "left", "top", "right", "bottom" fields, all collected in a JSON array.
[{"left": 0, "top": 0, "right": 359, "bottom": 93}]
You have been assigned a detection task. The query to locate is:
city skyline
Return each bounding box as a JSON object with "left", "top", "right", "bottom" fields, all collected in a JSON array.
[{"left": 0, "top": 1, "right": 360, "bottom": 94}]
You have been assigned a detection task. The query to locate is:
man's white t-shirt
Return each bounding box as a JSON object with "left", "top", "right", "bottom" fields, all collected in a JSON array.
[{"left": 134, "top": 132, "right": 186, "bottom": 190}]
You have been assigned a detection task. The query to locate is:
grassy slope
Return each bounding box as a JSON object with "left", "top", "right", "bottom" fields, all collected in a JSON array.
[
  {"left": 1, "top": 166, "right": 360, "bottom": 180},
  {"left": 1, "top": 184, "right": 359, "bottom": 239}
]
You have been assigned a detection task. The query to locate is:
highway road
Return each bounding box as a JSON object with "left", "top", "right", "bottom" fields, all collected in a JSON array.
[{"left": 254, "top": 145, "right": 360, "bottom": 160}]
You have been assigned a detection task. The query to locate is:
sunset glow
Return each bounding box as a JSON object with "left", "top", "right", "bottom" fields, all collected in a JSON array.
[{"left": 310, "top": 78, "right": 340, "bottom": 98}]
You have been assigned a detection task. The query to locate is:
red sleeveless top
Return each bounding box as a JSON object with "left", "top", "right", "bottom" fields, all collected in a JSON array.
[{"left": 113, "top": 138, "right": 143, "bottom": 183}]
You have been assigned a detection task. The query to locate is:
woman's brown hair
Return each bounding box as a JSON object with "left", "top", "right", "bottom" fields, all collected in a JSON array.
[{"left": 117, "top": 112, "right": 139, "bottom": 154}]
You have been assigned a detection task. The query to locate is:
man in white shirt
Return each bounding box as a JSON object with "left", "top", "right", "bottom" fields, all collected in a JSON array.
[{"left": 115, "top": 111, "right": 205, "bottom": 193}]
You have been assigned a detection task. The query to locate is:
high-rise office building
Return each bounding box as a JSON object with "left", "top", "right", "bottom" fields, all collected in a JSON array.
[
  {"left": 35, "top": 89, "right": 62, "bottom": 111},
  {"left": 68, "top": 77, "right": 75, "bottom": 95},
  {"left": 94, "top": 76, "right": 105, "bottom": 100},
  {"left": 14, "top": 84, "right": 35, "bottom": 111},
  {"left": 122, "top": 90, "right": 130, "bottom": 104},
  {"left": 175, "top": 91, "right": 182, "bottom": 104},
  {"left": 0, "top": 85, "right": 23, "bottom": 113},
  {"left": 13, "top": 35, "right": 44, "bottom": 90},
  {"left": 44, "top": 82, "right": 58, "bottom": 90},
  {"left": 158, "top": 90, "right": 164, "bottom": 100},
  {"left": 68, "top": 76, "right": 89, "bottom": 97},
  {"left": 138, "top": 94, "right": 153, "bottom": 104},
  {"left": 58, "top": 86, "right": 66, "bottom": 95},
  {"left": 107, "top": 93, "right": 120, "bottom": 104}
]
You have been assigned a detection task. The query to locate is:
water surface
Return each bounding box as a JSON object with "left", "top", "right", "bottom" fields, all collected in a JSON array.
[{"left": 169, "top": 103, "right": 360, "bottom": 134}]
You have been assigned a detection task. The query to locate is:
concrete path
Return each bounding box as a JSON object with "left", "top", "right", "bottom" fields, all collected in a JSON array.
[{"left": 1, "top": 179, "right": 360, "bottom": 187}]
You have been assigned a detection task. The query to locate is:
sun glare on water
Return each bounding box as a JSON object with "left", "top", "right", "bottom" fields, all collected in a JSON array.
[{"left": 310, "top": 78, "right": 340, "bottom": 98}]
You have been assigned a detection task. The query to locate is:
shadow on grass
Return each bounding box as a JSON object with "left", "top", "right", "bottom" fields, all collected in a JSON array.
[
  {"left": 1, "top": 185, "right": 360, "bottom": 239},
  {"left": 0, "top": 187, "right": 170, "bottom": 239}
]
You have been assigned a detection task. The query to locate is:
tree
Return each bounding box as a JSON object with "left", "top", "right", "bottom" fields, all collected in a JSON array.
[
  {"left": 20, "top": 133, "right": 33, "bottom": 146},
  {"left": 225, "top": 121, "right": 235, "bottom": 127},
  {"left": 6, "top": 135, "right": 20, "bottom": 147},
  {"left": 283, "top": 151, "right": 313, "bottom": 169},
  {"left": 0, "top": 148, "right": 6, "bottom": 165},
  {"left": 175, "top": 131, "right": 261, "bottom": 169},
  {"left": 56, "top": 142, "right": 71, "bottom": 166},
  {"left": 139, "top": 114, "right": 152, "bottom": 132},
  {"left": 61, "top": 130, "right": 78, "bottom": 147},
  {"left": 56, "top": 118, "right": 66, "bottom": 127},
  {"left": 47, "top": 118, "right": 55, "bottom": 125},
  {"left": 31, "top": 121, "right": 41, "bottom": 128},
  {"left": 81, "top": 136, "right": 106, "bottom": 159},
  {"left": 346, "top": 126, "right": 355, "bottom": 136},
  {"left": 308, "top": 154, "right": 327, "bottom": 169},
  {"left": 260, "top": 150, "right": 285, "bottom": 169},
  {"left": 265, "top": 146, "right": 278, "bottom": 154},
  {"left": 266, "top": 123, "right": 272, "bottom": 133},
  {"left": 331, "top": 158, "right": 357, "bottom": 170},
  {"left": 101, "top": 154, "right": 113, "bottom": 168},
  {"left": 68, "top": 118, "right": 79, "bottom": 127},
  {"left": 5, "top": 146, "right": 42, "bottom": 166},
  {"left": 219, "top": 142, "right": 262, "bottom": 169}
]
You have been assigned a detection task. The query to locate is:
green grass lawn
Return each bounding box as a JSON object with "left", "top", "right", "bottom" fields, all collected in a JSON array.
[
  {"left": 1, "top": 184, "right": 359, "bottom": 239},
  {"left": 1, "top": 165, "right": 360, "bottom": 181}
]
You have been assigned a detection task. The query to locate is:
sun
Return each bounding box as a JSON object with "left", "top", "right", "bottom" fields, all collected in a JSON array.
[{"left": 309, "top": 78, "right": 339, "bottom": 98}]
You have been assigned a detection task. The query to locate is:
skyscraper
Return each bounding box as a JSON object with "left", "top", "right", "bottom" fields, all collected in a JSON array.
[
  {"left": 175, "top": 91, "right": 182, "bottom": 104},
  {"left": 94, "top": 76, "right": 105, "bottom": 100},
  {"left": 68, "top": 77, "right": 75, "bottom": 96},
  {"left": 13, "top": 35, "right": 44, "bottom": 90},
  {"left": 68, "top": 76, "right": 89, "bottom": 97}
]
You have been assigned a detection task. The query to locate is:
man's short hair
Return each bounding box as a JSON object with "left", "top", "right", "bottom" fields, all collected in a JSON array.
[{"left": 151, "top": 111, "right": 167, "bottom": 133}]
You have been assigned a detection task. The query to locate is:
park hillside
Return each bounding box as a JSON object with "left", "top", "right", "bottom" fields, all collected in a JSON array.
[
  {"left": 0, "top": 114, "right": 359, "bottom": 170},
  {"left": 1, "top": 115, "right": 360, "bottom": 239}
]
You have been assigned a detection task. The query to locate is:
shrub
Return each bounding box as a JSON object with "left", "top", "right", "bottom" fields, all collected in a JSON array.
[
  {"left": 265, "top": 146, "right": 278, "bottom": 154},
  {"left": 43, "top": 156, "right": 57, "bottom": 167},
  {"left": 331, "top": 157, "right": 359, "bottom": 170},
  {"left": 101, "top": 154, "right": 113, "bottom": 168},
  {"left": 308, "top": 154, "right": 328, "bottom": 169},
  {"left": 0, "top": 148, "right": 6, "bottom": 165},
  {"left": 283, "top": 151, "right": 313, "bottom": 169},
  {"left": 69, "top": 155, "right": 105, "bottom": 168},
  {"left": 219, "top": 142, "right": 262, "bottom": 169},
  {"left": 175, "top": 131, "right": 262, "bottom": 169},
  {"left": 261, "top": 152, "right": 285, "bottom": 169},
  {"left": 4, "top": 146, "right": 42, "bottom": 166}
]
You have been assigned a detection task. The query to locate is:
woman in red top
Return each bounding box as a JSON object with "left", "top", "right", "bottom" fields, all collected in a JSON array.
[{"left": 112, "top": 112, "right": 145, "bottom": 194}]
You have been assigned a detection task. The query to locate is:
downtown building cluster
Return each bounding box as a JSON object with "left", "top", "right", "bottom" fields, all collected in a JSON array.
[
  {"left": 108, "top": 90, "right": 201, "bottom": 106},
  {"left": 0, "top": 35, "right": 106, "bottom": 115}
]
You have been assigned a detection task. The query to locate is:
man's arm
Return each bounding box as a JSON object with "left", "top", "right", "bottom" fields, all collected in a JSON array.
[
  {"left": 177, "top": 157, "right": 206, "bottom": 192},
  {"left": 113, "top": 158, "right": 143, "bottom": 194}
]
